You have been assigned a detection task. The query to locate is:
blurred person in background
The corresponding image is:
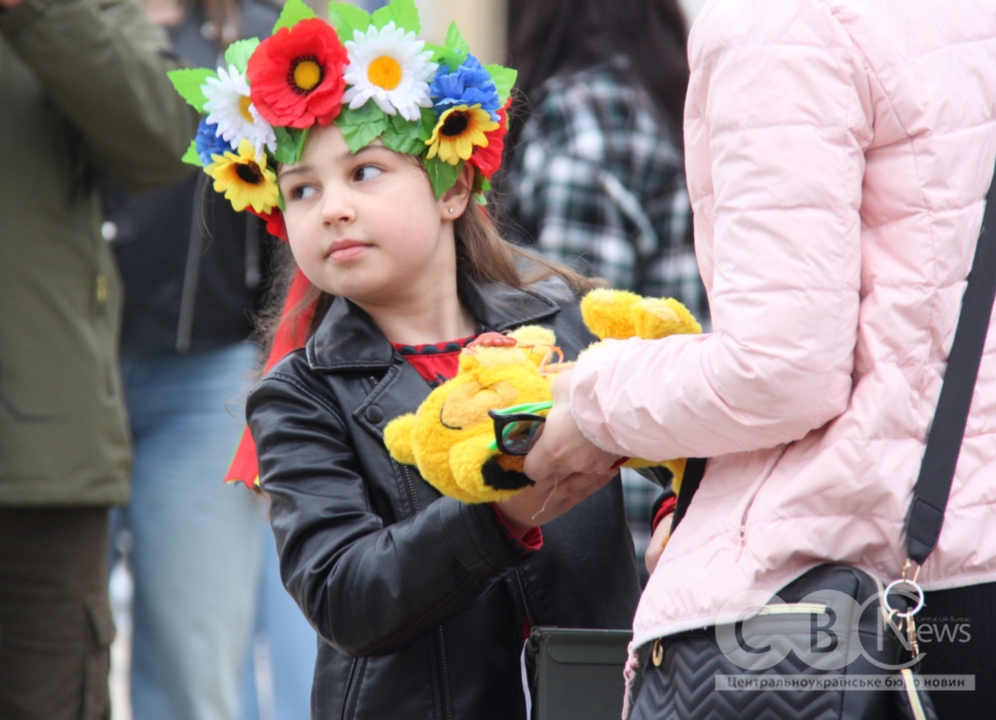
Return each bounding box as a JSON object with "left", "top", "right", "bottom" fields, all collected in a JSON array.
[
  {"left": 0, "top": 0, "right": 195, "bottom": 716},
  {"left": 100, "top": 0, "right": 315, "bottom": 719},
  {"left": 501, "top": 0, "right": 704, "bottom": 583}
]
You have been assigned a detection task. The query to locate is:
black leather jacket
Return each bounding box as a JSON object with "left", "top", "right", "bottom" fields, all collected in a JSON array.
[{"left": 247, "top": 278, "right": 641, "bottom": 720}]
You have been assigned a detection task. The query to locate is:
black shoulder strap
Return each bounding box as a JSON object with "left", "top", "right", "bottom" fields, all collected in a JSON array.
[
  {"left": 671, "top": 458, "right": 706, "bottom": 529},
  {"left": 906, "top": 162, "right": 996, "bottom": 565}
]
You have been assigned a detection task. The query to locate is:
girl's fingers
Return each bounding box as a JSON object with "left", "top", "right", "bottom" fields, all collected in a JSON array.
[{"left": 547, "top": 470, "right": 615, "bottom": 512}]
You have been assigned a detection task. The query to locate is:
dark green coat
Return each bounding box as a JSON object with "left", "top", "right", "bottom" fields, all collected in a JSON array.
[{"left": 0, "top": 0, "right": 197, "bottom": 504}]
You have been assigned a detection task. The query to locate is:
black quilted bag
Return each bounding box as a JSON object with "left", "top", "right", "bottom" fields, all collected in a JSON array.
[
  {"left": 628, "top": 161, "right": 996, "bottom": 720},
  {"left": 630, "top": 560, "right": 937, "bottom": 720}
]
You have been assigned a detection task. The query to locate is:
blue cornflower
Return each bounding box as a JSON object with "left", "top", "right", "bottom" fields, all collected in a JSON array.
[
  {"left": 429, "top": 54, "right": 500, "bottom": 121},
  {"left": 195, "top": 119, "right": 234, "bottom": 166}
]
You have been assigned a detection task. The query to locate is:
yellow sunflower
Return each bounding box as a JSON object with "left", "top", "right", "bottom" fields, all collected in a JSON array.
[
  {"left": 425, "top": 104, "right": 499, "bottom": 166},
  {"left": 205, "top": 139, "right": 280, "bottom": 214}
]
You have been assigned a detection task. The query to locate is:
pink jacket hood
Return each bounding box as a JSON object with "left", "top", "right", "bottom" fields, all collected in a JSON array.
[{"left": 570, "top": 0, "right": 996, "bottom": 648}]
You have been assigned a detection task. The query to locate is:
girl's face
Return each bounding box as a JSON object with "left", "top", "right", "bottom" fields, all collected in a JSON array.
[{"left": 278, "top": 125, "right": 461, "bottom": 308}]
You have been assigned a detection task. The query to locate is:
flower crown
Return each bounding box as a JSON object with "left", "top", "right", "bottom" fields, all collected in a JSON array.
[{"left": 168, "top": 0, "right": 516, "bottom": 240}]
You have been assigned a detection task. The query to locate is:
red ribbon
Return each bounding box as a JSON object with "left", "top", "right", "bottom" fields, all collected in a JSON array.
[{"left": 225, "top": 267, "right": 315, "bottom": 488}]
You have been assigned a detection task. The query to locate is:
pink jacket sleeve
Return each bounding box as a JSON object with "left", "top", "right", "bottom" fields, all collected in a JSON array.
[{"left": 570, "top": 0, "right": 874, "bottom": 460}]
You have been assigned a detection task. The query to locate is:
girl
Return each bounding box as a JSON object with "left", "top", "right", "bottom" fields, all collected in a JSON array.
[
  {"left": 250, "top": 126, "right": 640, "bottom": 719},
  {"left": 166, "top": 1, "right": 642, "bottom": 717}
]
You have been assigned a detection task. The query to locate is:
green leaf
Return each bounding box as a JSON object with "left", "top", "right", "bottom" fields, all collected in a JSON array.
[
  {"left": 327, "top": 1, "right": 371, "bottom": 40},
  {"left": 273, "top": 0, "right": 316, "bottom": 34},
  {"left": 444, "top": 21, "right": 470, "bottom": 54},
  {"left": 167, "top": 68, "right": 215, "bottom": 113},
  {"left": 181, "top": 139, "right": 203, "bottom": 167},
  {"left": 384, "top": 108, "right": 434, "bottom": 141},
  {"left": 224, "top": 38, "right": 259, "bottom": 73},
  {"left": 425, "top": 157, "right": 463, "bottom": 199},
  {"left": 485, "top": 65, "right": 517, "bottom": 105},
  {"left": 416, "top": 107, "right": 438, "bottom": 141},
  {"left": 380, "top": 127, "right": 426, "bottom": 155},
  {"left": 273, "top": 126, "right": 310, "bottom": 165},
  {"left": 294, "top": 127, "right": 310, "bottom": 163},
  {"left": 341, "top": 115, "right": 390, "bottom": 153},
  {"left": 379, "top": 108, "right": 434, "bottom": 154},
  {"left": 424, "top": 42, "right": 465, "bottom": 72},
  {"left": 371, "top": 0, "right": 419, "bottom": 33},
  {"left": 473, "top": 192, "right": 488, "bottom": 206},
  {"left": 337, "top": 100, "right": 388, "bottom": 127}
]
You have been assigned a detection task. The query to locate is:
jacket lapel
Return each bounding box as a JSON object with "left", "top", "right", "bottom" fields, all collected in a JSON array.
[
  {"left": 306, "top": 280, "right": 563, "bottom": 372},
  {"left": 305, "top": 280, "right": 564, "bottom": 441}
]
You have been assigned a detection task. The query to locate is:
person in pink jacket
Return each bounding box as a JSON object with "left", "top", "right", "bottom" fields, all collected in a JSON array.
[{"left": 523, "top": 0, "right": 996, "bottom": 716}]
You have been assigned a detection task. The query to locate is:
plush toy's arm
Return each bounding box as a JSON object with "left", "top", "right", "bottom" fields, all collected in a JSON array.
[
  {"left": 248, "top": 372, "right": 527, "bottom": 658},
  {"left": 384, "top": 413, "right": 417, "bottom": 466}
]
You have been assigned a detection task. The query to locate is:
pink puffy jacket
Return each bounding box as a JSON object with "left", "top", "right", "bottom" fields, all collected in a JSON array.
[{"left": 570, "top": 0, "right": 996, "bottom": 649}]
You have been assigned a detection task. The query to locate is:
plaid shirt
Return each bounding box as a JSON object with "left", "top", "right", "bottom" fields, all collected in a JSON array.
[{"left": 503, "top": 59, "right": 709, "bottom": 326}]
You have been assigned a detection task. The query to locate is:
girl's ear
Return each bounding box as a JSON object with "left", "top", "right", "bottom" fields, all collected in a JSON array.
[{"left": 440, "top": 163, "right": 476, "bottom": 221}]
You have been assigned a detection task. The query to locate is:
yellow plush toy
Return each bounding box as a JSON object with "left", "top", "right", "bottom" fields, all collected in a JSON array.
[{"left": 383, "top": 289, "right": 701, "bottom": 504}]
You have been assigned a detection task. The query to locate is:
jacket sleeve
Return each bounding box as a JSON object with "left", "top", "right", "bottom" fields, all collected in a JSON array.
[
  {"left": 569, "top": 0, "right": 872, "bottom": 460},
  {"left": 247, "top": 373, "right": 524, "bottom": 658},
  {"left": 0, "top": 0, "right": 197, "bottom": 191}
]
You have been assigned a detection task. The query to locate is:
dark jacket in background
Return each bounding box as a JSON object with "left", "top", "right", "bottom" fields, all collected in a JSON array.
[
  {"left": 0, "top": 0, "right": 196, "bottom": 506},
  {"left": 247, "top": 278, "right": 642, "bottom": 720},
  {"left": 101, "top": 0, "right": 280, "bottom": 356}
]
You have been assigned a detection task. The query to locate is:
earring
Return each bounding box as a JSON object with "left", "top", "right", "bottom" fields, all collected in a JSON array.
[{"left": 448, "top": 208, "right": 455, "bottom": 214}]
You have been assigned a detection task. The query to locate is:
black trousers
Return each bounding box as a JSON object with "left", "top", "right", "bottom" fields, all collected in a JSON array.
[{"left": 0, "top": 506, "right": 114, "bottom": 720}]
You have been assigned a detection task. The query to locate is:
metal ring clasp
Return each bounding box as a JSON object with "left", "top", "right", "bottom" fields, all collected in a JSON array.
[{"left": 883, "top": 578, "right": 925, "bottom": 619}]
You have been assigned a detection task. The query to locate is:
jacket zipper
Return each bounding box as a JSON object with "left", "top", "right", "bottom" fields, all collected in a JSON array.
[
  {"left": 367, "top": 374, "right": 423, "bottom": 514},
  {"left": 340, "top": 656, "right": 366, "bottom": 720},
  {"left": 514, "top": 569, "right": 537, "bottom": 629},
  {"left": 757, "top": 602, "right": 827, "bottom": 617},
  {"left": 436, "top": 627, "right": 453, "bottom": 720},
  {"left": 400, "top": 465, "right": 422, "bottom": 514},
  {"left": 736, "top": 447, "right": 790, "bottom": 556},
  {"left": 381, "top": 377, "right": 444, "bottom": 716}
]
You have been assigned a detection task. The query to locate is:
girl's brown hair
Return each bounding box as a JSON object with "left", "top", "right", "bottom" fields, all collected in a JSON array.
[{"left": 257, "top": 203, "right": 604, "bottom": 357}]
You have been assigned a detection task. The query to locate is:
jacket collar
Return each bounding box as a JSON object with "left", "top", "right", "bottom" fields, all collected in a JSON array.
[{"left": 306, "top": 279, "right": 562, "bottom": 372}]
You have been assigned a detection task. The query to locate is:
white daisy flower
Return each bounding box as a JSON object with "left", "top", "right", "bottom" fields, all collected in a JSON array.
[
  {"left": 202, "top": 64, "right": 277, "bottom": 159},
  {"left": 342, "top": 22, "right": 438, "bottom": 122}
]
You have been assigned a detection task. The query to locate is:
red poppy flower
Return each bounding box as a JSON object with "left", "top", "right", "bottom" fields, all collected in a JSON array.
[
  {"left": 247, "top": 19, "right": 348, "bottom": 129},
  {"left": 469, "top": 99, "right": 511, "bottom": 179},
  {"left": 248, "top": 206, "right": 288, "bottom": 241}
]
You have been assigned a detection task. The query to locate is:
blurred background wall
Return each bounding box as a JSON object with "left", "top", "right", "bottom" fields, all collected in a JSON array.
[{"left": 349, "top": 0, "right": 708, "bottom": 65}]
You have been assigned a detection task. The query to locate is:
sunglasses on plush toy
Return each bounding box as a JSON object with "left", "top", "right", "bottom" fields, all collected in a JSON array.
[{"left": 487, "top": 402, "right": 554, "bottom": 455}]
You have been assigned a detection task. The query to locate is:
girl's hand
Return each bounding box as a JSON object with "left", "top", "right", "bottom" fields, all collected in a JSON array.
[
  {"left": 645, "top": 513, "right": 674, "bottom": 575},
  {"left": 497, "top": 466, "right": 618, "bottom": 536},
  {"left": 522, "top": 369, "right": 622, "bottom": 483}
]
